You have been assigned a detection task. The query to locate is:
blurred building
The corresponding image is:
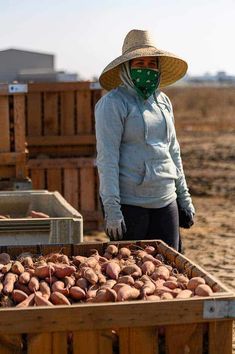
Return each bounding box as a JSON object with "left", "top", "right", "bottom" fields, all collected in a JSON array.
[{"left": 0, "top": 48, "right": 78, "bottom": 83}]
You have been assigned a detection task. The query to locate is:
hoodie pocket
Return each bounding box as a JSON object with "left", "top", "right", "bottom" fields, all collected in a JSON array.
[{"left": 136, "top": 158, "right": 178, "bottom": 197}]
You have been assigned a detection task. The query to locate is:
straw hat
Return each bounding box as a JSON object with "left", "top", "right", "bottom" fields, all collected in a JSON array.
[{"left": 99, "top": 29, "right": 188, "bottom": 90}]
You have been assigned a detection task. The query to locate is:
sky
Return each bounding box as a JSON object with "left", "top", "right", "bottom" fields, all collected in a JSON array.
[{"left": 0, "top": 0, "right": 234, "bottom": 80}]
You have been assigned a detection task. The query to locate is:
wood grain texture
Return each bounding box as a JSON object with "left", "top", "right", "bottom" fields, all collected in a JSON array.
[
  {"left": 0, "top": 96, "right": 10, "bottom": 152},
  {"left": 28, "top": 333, "right": 52, "bottom": 354},
  {"left": 209, "top": 320, "right": 233, "bottom": 354},
  {"left": 26, "top": 93, "right": 42, "bottom": 136},
  {"left": 119, "top": 327, "right": 158, "bottom": 354}
]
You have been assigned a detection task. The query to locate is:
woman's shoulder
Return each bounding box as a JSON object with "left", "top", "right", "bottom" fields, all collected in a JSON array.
[{"left": 155, "top": 90, "right": 173, "bottom": 112}]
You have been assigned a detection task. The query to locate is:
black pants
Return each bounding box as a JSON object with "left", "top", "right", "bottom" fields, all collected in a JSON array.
[
  {"left": 100, "top": 198, "right": 182, "bottom": 252},
  {"left": 121, "top": 200, "right": 180, "bottom": 251}
]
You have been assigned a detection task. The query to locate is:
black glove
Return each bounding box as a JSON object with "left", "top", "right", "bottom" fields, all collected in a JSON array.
[{"left": 178, "top": 207, "right": 194, "bottom": 229}]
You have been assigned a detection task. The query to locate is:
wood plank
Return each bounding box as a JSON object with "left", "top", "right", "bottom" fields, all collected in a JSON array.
[
  {"left": 43, "top": 92, "right": 58, "bottom": 136},
  {"left": 73, "top": 330, "right": 113, "bottom": 354},
  {"left": 0, "top": 334, "right": 22, "bottom": 354},
  {"left": 47, "top": 168, "right": 62, "bottom": 194},
  {"left": 28, "top": 82, "right": 91, "bottom": 92},
  {"left": 0, "top": 166, "right": 15, "bottom": 179},
  {"left": 165, "top": 323, "right": 203, "bottom": 354},
  {"left": 28, "top": 157, "right": 95, "bottom": 169},
  {"left": 27, "top": 134, "right": 96, "bottom": 146},
  {"left": 13, "top": 95, "right": 26, "bottom": 152},
  {"left": 52, "top": 332, "right": 68, "bottom": 354},
  {"left": 60, "top": 91, "right": 75, "bottom": 135},
  {"left": 63, "top": 168, "right": 78, "bottom": 209},
  {"left": 119, "top": 327, "right": 157, "bottom": 354},
  {"left": 0, "top": 152, "right": 25, "bottom": 165},
  {"left": 0, "top": 96, "right": 10, "bottom": 152},
  {"left": 26, "top": 92, "right": 42, "bottom": 136},
  {"left": 76, "top": 90, "right": 92, "bottom": 134},
  {"left": 30, "top": 169, "right": 45, "bottom": 189},
  {"left": 208, "top": 320, "right": 233, "bottom": 354},
  {"left": 80, "top": 167, "right": 95, "bottom": 211},
  {"left": 1, "top": 296, "right": 234, "bottom": 334},
  {"left": 28, "top": 333, "right": 52, "bottom": 354}
]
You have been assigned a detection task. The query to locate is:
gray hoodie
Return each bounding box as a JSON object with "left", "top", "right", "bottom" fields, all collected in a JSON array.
[{"left": 95, "top": 63, "right": 195, "bottom": 221}]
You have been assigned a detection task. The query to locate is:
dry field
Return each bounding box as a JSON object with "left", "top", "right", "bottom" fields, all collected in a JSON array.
[{"left": 84, "top": 86, "right": 235, "bottom": 351}]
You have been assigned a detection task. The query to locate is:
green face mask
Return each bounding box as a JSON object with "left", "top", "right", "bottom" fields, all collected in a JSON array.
[{"left": 130, "top": 68, "right": 161, "bottom": 100}]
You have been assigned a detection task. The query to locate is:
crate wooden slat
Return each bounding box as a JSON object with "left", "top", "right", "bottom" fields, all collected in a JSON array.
[
  {"left": 0, "top": 240, "right": 234, "bottom": 354},
  {"left": 25, "top": 82, "right": 102, "bottom": 158},
  {"left": 28, "top": 157, "right": 102, "bottom": 231},
  {"left": 0, "top": 92, "right": 28, "bottom": 182}
]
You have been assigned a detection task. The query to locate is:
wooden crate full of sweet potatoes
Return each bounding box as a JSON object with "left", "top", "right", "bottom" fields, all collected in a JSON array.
[{"left": 0, "top": 240, "right": 234, "bottom": 354}]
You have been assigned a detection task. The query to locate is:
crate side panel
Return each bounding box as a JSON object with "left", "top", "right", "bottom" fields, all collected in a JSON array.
[
  {"left": 165, "top": 323, "right": 203, "bottom": 354},
  {"left": 43, "top": 92, "right": 58, "bottom": 136},
  {"left": 76, "top": 90, "right": 92, "bottom": 134},
  {"left": 0, "top": 96, "right": 10, "bottom": 152},
  {"left": 60, "top": 91, "right": 75, "bottom": 135},
  {"left": 27, "top": 333, "right": 52, "bottom": 354},
  {"left": 63, "top": 168, "right": 78, "bottom": 209},
  {"left": 13, "top": 95, "right": 26, "bottom": 152},
  {"left": 26, "top": 93, "right": 42, "bottom": 137},
  {"left": 119, "top": 327, "right": 158, "bottom": 354},
  {"left": 52, "top": 332, "right": 68, "bottom": 354},
  {"left": 47, "top": 168, "right": 62, "bottom": 194},
  {"left": 208, "top": 320, "right": 233, "bottom": 354}
]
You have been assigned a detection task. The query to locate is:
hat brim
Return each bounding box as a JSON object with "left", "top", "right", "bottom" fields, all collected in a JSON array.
[{"left": 99, "top": 47, "right": 188, "bottom": 91}]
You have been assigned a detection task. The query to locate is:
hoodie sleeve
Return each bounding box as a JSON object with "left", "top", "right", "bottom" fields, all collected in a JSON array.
[
  {"left": 95, "top": 92, "right": 127, "bottom": 221},
  {"left": 165, "top": 95, "right": 195, "bottom": 214}
]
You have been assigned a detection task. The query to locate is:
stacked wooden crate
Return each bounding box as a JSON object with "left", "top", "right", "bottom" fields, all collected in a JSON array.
[
  {"left": 26, "top": 82, "right": 103, "bottom": 230},
  {"left": 0, "top": 84, "right": 29, "bottom": 190}
]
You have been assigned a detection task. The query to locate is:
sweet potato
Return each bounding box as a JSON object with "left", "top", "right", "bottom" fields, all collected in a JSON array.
[
  {"left": 113, "top": 283, "right": 127, "bottom": 293},
  {"left": 50, "top": 291, "right": 71, "bottom": 305},
  {"left": 76, "top": 277, "right": 89, "bottom": 290},
  {"left": 64, "top": 276, "right": 75, "bottom": 288},
  {"left": 35, "top": 265, "right": 55, "bottom": 279},
  {"left": 11, "top": 261, "right": 25, "bottom": 275},
  {"left": 106, "top": 262, "right": 121, "bottom": 280},
  {"left": 3, "top": 273, "right": 18, "bottom": 294},
  {"left": 161, "top": 292, "right": 174, "bottom": 300},
  {"left": 28, "top": 277, "right": 40, "bottom": 292},
  {"left": 82, "top": 267, "right": 98, "bottom": 284},
  {"left": 30, "top": 210, "right": 50, "bottom": 218},
  {"left": 14, "top": 281, "right": 31, "bottom": 296},
  {"left": 54, "top": 264, "right": 76, "bottom": 278},
  {"left": 187, "top": 277, "right": 206, "bottom": 291},
  {"left": 16, "top": 293, "right": 35, "bottom": 308},
  {"left": 154, "top": 286, "right": 173, "bottom": 296},
  {"left": 151, "top": 266, "right": 170, "bottom": 281},
  {"left": 176, "top": 289, "right": 193, "bottom": 299},
  {"left": 90, "top": 288, "right": 117, "bottom": 303},
  {"left": 177, "top": 274, "right": 189, "bottom": 285},
  {"left": 0, "top": 281, "right": 3, "bottom": 292},
  {"left": 146, "top": 295, "right": 161, "bottom": 301},
  {"left": 195, "top": 284, "right": 213, "bottom": 297},
  {"left": 1, "top": 262, "right": 12, "bottom": 274},
  {"left": 52, "top": 281, "right": 69, "bottom": 296},
  {"left": 117, "top": 247, "right": 131, "bottom": 259},
  {"left": 142, "top": 254, "right": 162, "bottom": 266},
  {"left": 35, "top": 292, "right": 54, "bottom": 306},
  {"left": 117, "top": 285, "right": 140, "bottom": 302},
  {"left": 12, "top": 289, "right": 28, "bottom": 303},
  {"left": 39, "top": 281, "right": 51, "bottom": 299},
  {"left": 86, "top": 284, "right": 99, "bottom": 299},
  {"left": 97, "top": 273, "right": 107, "bottom": 284},
  {"left": 122, "top": 264, "right": 142, "bottom": 278},
  {"left": 19, "top": 271, "right": 31, "bottom": 284},
  {"left": 141, "top": 261, "right": 155, "bottom": 275},
  {"left": 133, "top": 280, "right": 144, "bottom": 289},
  {"left": 22, "top": 256, "right": 34, "bottom": 268},
  {"left": 163, "top": 280, "right": 178, "bottom": 290},
  {"left": 105, "top": 245, "right": 118, "bottom": 255},
  {"left": 141, "top": 281, "right": 156, "bottom": 298},
  {"left": 69, "top": 286, "right": 86, "bottom": 300},
  {"left": 0, "top": 253, "right": 11, "bottom": 265},
  {"left": 103, "top": 252, "right": 113, "bottom": 260},
  {"left": 72, "top": 255, "right": 88, "bottom": 266},
  {"left": 144, "top": 246, "right": 156, "bottom": 255},
  {"left": 45, "top": 275, "right": 58, "bottom": 285},
  {"left": 117, "top": 275, "right": 135, "bottom": 286},
  {"left": 100, "top": 279, "right": 117, "bottom": 289}
]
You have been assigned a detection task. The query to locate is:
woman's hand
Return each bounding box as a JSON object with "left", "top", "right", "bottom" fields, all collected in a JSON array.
[
  {"left": 178, "top": 208, "right": 195, "bottom": 229},
  {"left": 105, "top": 218, "right": 127, "bottom": 240}
]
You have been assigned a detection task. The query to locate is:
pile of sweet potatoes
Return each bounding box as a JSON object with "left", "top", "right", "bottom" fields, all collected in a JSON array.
[{"left": 0, "top": 244, "right": 215, "bottom": 307}]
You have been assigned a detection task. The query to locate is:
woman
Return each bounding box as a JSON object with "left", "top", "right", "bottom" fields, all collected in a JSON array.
[{"left": 95, "top": 29, "right": 195, "bottom": 251}]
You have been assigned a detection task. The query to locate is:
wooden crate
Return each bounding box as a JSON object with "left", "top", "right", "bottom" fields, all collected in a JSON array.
[
  {"left": 25, "top": 82, "right": 102, "bottom": 158},
  {"left": 28, "top": 157, "right": 103, "bottom": 231},
  {"left": 0, "top": 88, "right": 28, "bottom": 181},
  {"left": 0, "top": 240, "right": 234, "bottom": 354}
]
